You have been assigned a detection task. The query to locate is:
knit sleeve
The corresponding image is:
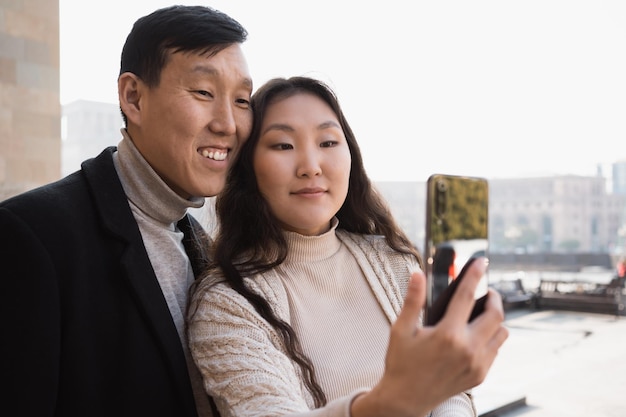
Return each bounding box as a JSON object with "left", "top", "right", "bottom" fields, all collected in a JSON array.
[
  {"left": 430, "top": 392, "right": 477, "bottom": 417},
  {"left": 187, "top": 282, "right": 357, "bottom": 417}
]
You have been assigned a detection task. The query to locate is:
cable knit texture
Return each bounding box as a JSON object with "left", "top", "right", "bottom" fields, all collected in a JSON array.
[{"left": 188, "top": 219, "right": 477, "bottom": 417}]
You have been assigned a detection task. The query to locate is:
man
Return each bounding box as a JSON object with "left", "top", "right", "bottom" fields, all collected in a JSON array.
[{"left": 0, "top": 5, "right": 251, "bottom": 417}]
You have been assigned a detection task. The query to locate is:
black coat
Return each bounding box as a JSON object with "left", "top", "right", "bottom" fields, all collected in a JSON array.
[{"left": 0, "top": 147, "right": 206, "bottom": 417}]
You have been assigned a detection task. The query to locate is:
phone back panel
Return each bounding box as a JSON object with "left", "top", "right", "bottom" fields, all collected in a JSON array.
[{"left": 424, "top": 174, "right": 489, "bottom": 320}]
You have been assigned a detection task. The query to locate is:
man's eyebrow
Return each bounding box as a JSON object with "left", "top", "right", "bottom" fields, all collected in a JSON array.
[
  {"left": 191, "top": 65, "right": 253, "bottom": 89},
  {"left": 241, "top": 77, "right": 253, "bottom": 89},
  {"left": 192, "top": 65, "right": 218, "bottom": 75}
]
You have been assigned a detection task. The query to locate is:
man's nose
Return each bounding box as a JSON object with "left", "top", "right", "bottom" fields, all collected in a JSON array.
[{"left": 208, "top": 100, "right": 237, "bottom": 136}]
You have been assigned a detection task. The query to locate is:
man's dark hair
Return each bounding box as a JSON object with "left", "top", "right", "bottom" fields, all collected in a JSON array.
[{"left": 120, "top": 5, "right": 248, "bottom": 87}]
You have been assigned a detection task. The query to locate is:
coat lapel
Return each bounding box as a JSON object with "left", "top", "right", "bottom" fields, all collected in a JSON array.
[{"left": 81, "top": 148, "right": 198, "bottom": 416}]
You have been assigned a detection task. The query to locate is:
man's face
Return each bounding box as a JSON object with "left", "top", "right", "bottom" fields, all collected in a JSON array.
[{"left": 124, "top": 44, "right": 253, "bottom": 199}]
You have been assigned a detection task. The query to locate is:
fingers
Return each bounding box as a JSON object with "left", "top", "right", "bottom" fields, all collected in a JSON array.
[
  {"left": 484, "top": 287, "right": 505, "bottom": 317},
  {"left": 469, "top": 288, "right": 508, "bottom": 344},
  {"left": 489, "top": 324, "right": 510, "bottom": 351},
  {"left": 470, "top": 288, "right": 505, "bottom": 328},
  {"left": 375, "top": 264, "right": 509, "bottom": 413},
  {"left": 394, "top": 271, "right": 427, "bottom": 335},
  {"left": 473, "top": 319, "right": 509, "bottom": 384},
  {"left": 440, "top": 257, "right": 488, "bottom": 326}
]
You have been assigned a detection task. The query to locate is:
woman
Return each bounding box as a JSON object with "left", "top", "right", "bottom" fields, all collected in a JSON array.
[{"left": 187, "top": 76, "right": 507, "bottom": 417}]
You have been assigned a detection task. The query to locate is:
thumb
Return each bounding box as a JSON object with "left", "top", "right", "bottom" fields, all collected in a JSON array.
[{"left": 395, "top": 271, "right": 427, "bottom": 333}]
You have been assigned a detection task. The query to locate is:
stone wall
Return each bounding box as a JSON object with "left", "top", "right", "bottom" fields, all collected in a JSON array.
[{"left": 0, "top": 0, "right": 60, "bottom": 201}]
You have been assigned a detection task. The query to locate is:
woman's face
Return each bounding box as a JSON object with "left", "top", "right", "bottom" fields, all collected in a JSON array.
[{"left": 253, "top": 92, "right": 351, "bottom": 236}]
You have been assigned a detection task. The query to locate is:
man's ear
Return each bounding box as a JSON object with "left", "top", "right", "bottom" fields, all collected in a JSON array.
[{"left": 118, "top": 72, "right": 143, "bottom": 126}]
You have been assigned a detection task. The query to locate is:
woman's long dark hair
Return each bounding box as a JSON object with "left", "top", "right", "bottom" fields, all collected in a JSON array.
[{"left": 193, "top": 76, "right": 423, "bottom": 407}]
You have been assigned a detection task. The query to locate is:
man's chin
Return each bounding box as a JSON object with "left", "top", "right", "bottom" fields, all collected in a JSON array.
[{"left": 198, "top": 181, "right": 225, "bottom": 199}]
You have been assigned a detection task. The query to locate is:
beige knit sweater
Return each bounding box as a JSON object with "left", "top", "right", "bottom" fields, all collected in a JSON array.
[{"left": 188, "top": 221, "right": 476, "bottom": 417}]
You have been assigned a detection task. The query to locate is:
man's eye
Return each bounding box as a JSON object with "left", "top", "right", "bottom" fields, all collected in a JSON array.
[
  {"left": 196, "top": 90, "right": 214, "bottom": 98},
  {"left": 236, "top": 98, "right": 250, "bottom": 108}
]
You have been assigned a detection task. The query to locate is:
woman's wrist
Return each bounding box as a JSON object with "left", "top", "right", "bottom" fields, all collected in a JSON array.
[
  {"left": 350, "top": 389, "right": 380, "bottom": 417},
  {"left": 349, "top": 385, "right": 429, "bottom": 417}
]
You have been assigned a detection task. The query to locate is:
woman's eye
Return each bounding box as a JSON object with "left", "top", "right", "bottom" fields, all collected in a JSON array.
[
  {"left": 271, "top": 143, "right": 293, "bottom": 150},
  {"left": 320, "top": 140, "right": 338, "bottom": 148}
]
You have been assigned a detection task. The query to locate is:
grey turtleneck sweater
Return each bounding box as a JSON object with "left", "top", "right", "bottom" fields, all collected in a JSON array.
[{"left": 113, "top": 130, "right": 213, "bottom": 416}]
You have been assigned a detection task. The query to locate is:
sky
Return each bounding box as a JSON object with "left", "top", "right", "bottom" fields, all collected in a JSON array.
[{"left": 59, "top": 0, "right": 626, "bottom": 182}]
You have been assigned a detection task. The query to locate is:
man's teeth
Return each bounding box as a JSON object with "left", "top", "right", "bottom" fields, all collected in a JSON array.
[{"left": 201, "top": 149, "right": 227, "bottom": 161}]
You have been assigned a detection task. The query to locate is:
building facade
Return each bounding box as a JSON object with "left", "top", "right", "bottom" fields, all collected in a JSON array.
[
  {"left": 0, "top": 0, "right": 60, "bottom": 201},
  {"left": 611, "top": 160, "right": 626, "bottom": 251},
  {"left": 489, "top": 175, "right": 625, "bottom": 254},
  {"left": 62, "top": 100, "right": 123, "bottom": 176},
  {"left": 613, "top": 160, "right": 626, "bottom": 196}
]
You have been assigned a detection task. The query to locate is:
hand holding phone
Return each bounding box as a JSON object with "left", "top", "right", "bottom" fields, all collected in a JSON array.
[
  {"left": 424, "top": 174, "right": 489, "bottom": 326},
  {"left": 425, "top": 257, "right": 489, "bottom": 325}
]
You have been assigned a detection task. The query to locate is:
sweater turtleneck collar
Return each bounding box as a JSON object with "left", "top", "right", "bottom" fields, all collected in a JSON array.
[
  {"left": 283, "top": 217, "right": 342, "bottom": 263},
  {"left": 113, "top": 129, "right": 205, "bottom": 226}
]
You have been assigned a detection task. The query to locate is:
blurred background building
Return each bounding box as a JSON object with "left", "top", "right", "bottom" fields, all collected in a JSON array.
[
  {"left": 0, "top": 0, "right": 60, "bottom": 201},
  {"left": 613, "top": 160, "right": 626, "bottom": 196},
  {"left": 61, "top": 99, "right": 122, "bottom": 176}
]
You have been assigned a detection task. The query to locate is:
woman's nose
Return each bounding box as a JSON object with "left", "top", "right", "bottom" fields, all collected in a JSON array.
[{"left": 296, "top": 150, "right": 322, "bottom": 178}]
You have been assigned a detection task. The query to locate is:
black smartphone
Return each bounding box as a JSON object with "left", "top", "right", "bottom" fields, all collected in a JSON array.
[{"left": 424, "top": 174, "right": 489, "bottom": 326}]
